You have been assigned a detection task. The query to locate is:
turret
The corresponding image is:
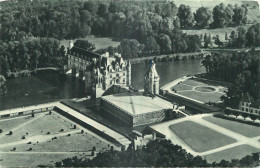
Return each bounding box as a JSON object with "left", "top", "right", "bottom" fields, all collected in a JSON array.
[
  {"left": 144, "top": 60, "right": 160, "bottom": 95},
  {"left": 127, "top": 60, "right": 131, "bottom": 86},
  {"left": 69, "top": 41, "right": 74, "bottom": 49}
]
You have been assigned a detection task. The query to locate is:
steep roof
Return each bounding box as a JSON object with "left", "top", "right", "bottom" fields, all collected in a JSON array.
[
  {"left": 69, "top": 46, "right": 100, "bottom": 59},
  {"left": 102, "top": 85, "right": 130, "bottom": 96},
  {"left": 249, "top": 100, "right": 260, "bottom": 109},
  {"left": 145, "top": 61, "right": 159, "bottom": 79},
  {"left": 241, "top": 92, "right": 254, "bottom": 103}
]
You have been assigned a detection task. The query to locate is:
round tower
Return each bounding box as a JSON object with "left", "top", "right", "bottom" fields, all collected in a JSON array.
[{"left": 144, "top": 60, "right": 160, "bottom": 95}]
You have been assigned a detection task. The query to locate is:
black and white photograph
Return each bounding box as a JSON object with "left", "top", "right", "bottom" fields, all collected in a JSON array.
[{"left": 0, "top": 0, "right": 260, "bottom": 167}]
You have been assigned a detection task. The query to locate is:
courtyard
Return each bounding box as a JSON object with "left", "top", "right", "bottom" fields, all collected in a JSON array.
[
  {"left": 0, "top": 112, "right": 114, "bottom": 167},
  {"left": 149, "top": 114, "right": 260, "bottom": 163}
]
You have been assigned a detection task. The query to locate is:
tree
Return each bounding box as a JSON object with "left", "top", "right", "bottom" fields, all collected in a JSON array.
[
  {"left": 143, "top": 36, "right": 160, "bottom": 55},
  {"left": 249, "top": 114, "right": 257, "bottom": 122},
  {"left": 177, "top": 5, "right": 195, "bottom": 28},
  {"left": 92, "top": 146, "right": 96, "bottom": 151},
  {"left": 241, "top": 113, "right": 248, "bottom": 120},
  {"left": 84, "top": 1, "right": 99, "bottom": 14},
  {"left": 98, "top": 3, "right": 109, "bottom": 17},
  {"left": 233, "top": 5, "right": 248, "bottom": 26},
  {"left": 194, "top": 7, "right": 213, "bottom": 28},
  {"left": 212, "top": 3, "right": 234, "bottom": 28},
  {"left": 214, "top": 35, "right": 223, "bottom": 48},
  {"left": 118, "top": 39, "right": 140, "bottom": 59},
  {"left": 74, "top": 40, "right": 95, "bottom": 51},
  {"left": 246, "top": 23, "right": 260, "bottom": 47},
  {"left": 236, "top": 26, "right": 247, "bottom": 48},
  {"left": 204, "top": 34, "right": 209, "bottom": 48},
  {"left": 158, "top": 34, "right": 172, "bottom": 54}
]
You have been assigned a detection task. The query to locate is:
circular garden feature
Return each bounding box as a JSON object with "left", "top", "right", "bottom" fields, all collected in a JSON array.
[{"left": 195, "top": 86, "right": 215, "bottom": 92}]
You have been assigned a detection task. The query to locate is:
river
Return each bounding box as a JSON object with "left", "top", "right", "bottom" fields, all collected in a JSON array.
[{"left": 0, "top": 59, "right": 205, "bottom": 110}]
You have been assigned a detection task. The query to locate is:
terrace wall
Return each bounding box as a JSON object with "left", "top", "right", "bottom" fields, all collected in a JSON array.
[
  {"left": 54, "top": 106, "right": 123, "bottom": 147},
  {"left": 161, "top": 91, "right": 219, "bottom": 113}
]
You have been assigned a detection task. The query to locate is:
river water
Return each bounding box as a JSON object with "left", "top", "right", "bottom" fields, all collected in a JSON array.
[{"left": 0, "top": 59, "right": 205, "bottom": 110}]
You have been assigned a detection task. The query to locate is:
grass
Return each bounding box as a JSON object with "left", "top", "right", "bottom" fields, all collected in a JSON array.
[
  {"left": 218, "top": 87, "right": 227, "bottom": 92},
  {"left": 0, "top": 133, "right": 108, "bottom": 152},
  {"left": 169, "top": 121, "right": 236, "bottom": 153},
  {"left": 60, "top": 35, "right": 121, "bottom": 51},
  {"left": 0, "top": 153, "right": 81, "bottom": 167},
  {"left": 203, "top": 145, "right": 260, "bottom": 163},
  {"left": 0, "top": 117, "right": 34, "bottom": 134},
  {"left": 0, "top": 113, "right": 77, "bottom": 144},
  {"left": 172, "top": 84, "right": 193, "bottom": 91},
  {"left": 203, "top": 116, "right": 260, "bottom": 138},
  {"left": 174, "top": 78, "right": 227, "bottom": 103},
  {"left": 195, "top": 86, "right": 215, "bottom": 92},
  {"left": 182, "top": 79, "right": 208, "bottom": 87},
  {"left": 177, "top": 90, "right": 223, "bottom": 103}
]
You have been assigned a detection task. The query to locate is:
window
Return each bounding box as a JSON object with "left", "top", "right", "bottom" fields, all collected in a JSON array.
[
  {"left": 110, "top": 80, "right": 113, "bottom": 84},
  {"left": 123, "top": 73, "right": 125, "bottom": 76},
  {"left": 246, "top": 108, "right": 248, "bottom": 112},
  {"left": 242, "top": 107, "right": 244, "bottom": 111},
  {"left": 123, "top": 78, "right": 125, "bottom": 83},
  {"left": 116, "top": 74, "right": 119, "bottom": 77},
  {"left": 110, "top": 75, "right": 112, "bottom": 78}
]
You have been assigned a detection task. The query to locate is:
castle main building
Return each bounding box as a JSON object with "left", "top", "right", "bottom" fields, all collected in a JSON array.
[
  {"left": 85, "top": 52, "right": 131, "bottom": 98},
  {"left": 67, "top": 41, "right": 131, "bottom": 98}
]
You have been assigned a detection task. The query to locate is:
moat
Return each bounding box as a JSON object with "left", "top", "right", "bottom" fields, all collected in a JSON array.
[{"left": 0, "top": 59, "right": 205, "bottom": 110}]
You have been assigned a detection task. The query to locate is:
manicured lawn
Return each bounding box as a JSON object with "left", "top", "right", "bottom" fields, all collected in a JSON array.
[
  {"left": 0, "top": 133, "right": 109, "bottom": 152},
  {"left": 0, "top": 117, "right": 34, "bottom": 134},
  {"left": 218, "top": 87, "right": 228, "bottom": 92},
  {"left": 177, "top": 90, "right": 223, "bottom": 103},
  {"left": 172, "top": 84, "right": 193, "bottom": 91},
  {"left": 203, "top": 116, "right": 260, "bottom": 138},
  {"left": 182, "top": 79, "right": 207, "bottom": 87},
  {"left": 0, "top": 113, "right": 77, "bottom": 144},
  {"left": 204, "top": 145, "right": 260, "bottom": 163},
  {"left": 169, "top": 121, "right": 236, "bottom": 153},
  {"left": 195, "top": 86, "right": 215, "bottom": 92}
]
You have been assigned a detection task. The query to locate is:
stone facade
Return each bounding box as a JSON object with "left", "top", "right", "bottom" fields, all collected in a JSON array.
[
  {"left": 67, "top": 41, "right": 131, "bottom": 98},
  {"left": 67, "top": 41, "right": 100, "bottom": 79},
  {"left": 144, "top": 61, "right": 160, "bottom": 95}
]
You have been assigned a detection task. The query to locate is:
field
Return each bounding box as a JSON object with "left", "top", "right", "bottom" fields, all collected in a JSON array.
[
  {"left": 204, "top": 145, "right": 260, "bottom": 163},
  {"left": 60, "top": 35, "right": 121, "bottom": 51},
  {"left": 177, "top": 0, "right": 260, "bottom": 46},
  {"left": 203, "top": 116, "right": 260, "bottom": 138},
  {"left": 0, "top": 112, "right": 110, "bottom": 167},
  {"left": 172, "top": 78, "right": 227, "bottom": 103},
  {"left": 169, "top": 121, "right": 236, "bottom": 152}
]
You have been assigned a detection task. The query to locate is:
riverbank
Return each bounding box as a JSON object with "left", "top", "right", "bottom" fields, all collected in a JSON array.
[
  {"left": 6, "top": 67, "right": 61, "bottom": 79},
  {"left": 128, "top": 51, "right": 210, "bottom": 64}
]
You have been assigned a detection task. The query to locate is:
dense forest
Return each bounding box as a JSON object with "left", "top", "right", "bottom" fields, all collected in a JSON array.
[
  {"left": 202, "top": 50, "right": 260, "bottom": 108},
  {"left": 0, "top": 38, "right": 66, "bottom": 75},
  {"left": 0, "top": 0, "right": 256, "bottom": 76},
  {"left": 0, "top": 0, "right": 249, "bottom": 41},
  {"left": 53, "top": 139, "right": 260, "bottom": 167}
]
